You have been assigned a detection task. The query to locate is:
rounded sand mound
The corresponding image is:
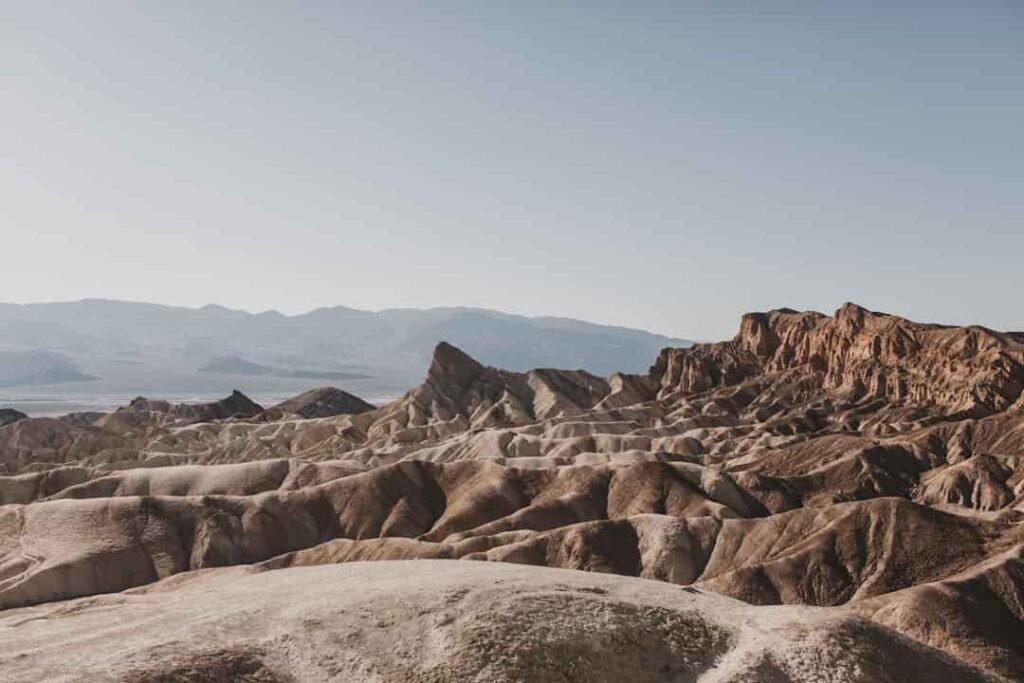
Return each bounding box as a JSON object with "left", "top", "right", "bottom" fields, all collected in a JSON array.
[{"left": 0, "top": 561, "right": 991, "bottom": 682}]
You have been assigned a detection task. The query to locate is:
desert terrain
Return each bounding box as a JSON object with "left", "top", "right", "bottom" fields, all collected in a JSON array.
[{"left": 1, "top": 303, "right": 1023, "bottom": 681}]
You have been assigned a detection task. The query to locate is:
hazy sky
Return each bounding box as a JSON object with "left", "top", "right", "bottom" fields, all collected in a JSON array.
[{"left": 2, "top": 2, "right": 1021, "bottom": 340}]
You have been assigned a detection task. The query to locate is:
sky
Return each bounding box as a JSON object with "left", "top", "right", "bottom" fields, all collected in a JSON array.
[{"left": 2, "top": 2, "right": 1022, "bottom": 340}]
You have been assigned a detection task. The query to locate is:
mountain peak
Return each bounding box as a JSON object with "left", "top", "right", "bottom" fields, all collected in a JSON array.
[
  {"left": 834, "top": 301, "right": 875, "bottom": 327},
  {"left": 428, "top": 342, "right": 485, "bottom": 388}
]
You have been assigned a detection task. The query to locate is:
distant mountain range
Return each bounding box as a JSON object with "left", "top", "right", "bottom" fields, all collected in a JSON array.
[{"left": 0, "top": 300, "right": 691, "bottom": 396}]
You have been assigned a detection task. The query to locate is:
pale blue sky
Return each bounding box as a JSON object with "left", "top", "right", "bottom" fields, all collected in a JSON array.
[{"left": 2, "top": 2, "right": 1021, "bottom": 339}]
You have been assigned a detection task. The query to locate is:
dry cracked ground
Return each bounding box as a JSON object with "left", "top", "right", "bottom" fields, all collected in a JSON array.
[{"left": 2, "top": 303, "right": 1024, "bottom": 682}]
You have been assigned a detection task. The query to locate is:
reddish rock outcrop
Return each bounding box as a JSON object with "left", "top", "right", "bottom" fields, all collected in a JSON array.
[{"left": 654, "top": 303, "right": 1024, "bottom": 417}]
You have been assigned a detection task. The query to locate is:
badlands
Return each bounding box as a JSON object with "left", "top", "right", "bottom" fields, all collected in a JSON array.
[{"left": 1, "top": 303, "right": 1024, "bottom": 681}]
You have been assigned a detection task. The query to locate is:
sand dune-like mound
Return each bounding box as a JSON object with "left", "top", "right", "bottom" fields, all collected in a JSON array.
[{"left": 0, "top": 561, "right": 994, "bottom": 682}]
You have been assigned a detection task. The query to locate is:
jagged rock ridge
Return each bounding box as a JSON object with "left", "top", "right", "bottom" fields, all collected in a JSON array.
[{"left": 654, "top": 303, "right": 1024, "bottom": 416}]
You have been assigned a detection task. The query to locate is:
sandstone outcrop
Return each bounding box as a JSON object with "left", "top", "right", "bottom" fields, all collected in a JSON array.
[{"left": 654, "top": 303, "right": 1024, "bottom": 417}]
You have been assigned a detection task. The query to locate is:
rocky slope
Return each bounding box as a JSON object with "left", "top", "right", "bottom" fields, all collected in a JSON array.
[
  {"left": 654, "top": 303, "right": 1024, "bottom": 418},
  {"left": 0, "top": 408, "right": 26, "bottom": 428},
  {"left": 259, "top": 386, "right": 376, "bottom": 420},
  {"left": 0, "top": 303, "right": 1023, "bottom": 680},
  {"left": 0, "top": 561, "right": 992, "bottom": 683}
]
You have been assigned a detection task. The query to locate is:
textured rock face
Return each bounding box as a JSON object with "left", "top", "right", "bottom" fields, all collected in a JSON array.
[
  {"left": 0, "top": 562, "right": 989, "bottom": 683},
  {"left": 0, "top": 409, "right": 27, "bottom": 428},
  {"left": 363, "top": 341, "right": 619, "bottom": 445},
  {"left": 116, "top": 389, "right": 264, "bottom": 424},
  {"left": 260, "top": 386, "right": 375, "bottom": 420},
  {"left": 2, "top": 304, "right": 1024, "bottom": 680},
  {"left": 654, "top": 303, "right": 1024, "bottom": 415}
]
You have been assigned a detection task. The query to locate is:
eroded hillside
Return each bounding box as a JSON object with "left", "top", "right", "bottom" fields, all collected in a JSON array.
[{"left": 2, "top": 303, "right": 1023, "bottom": 681}]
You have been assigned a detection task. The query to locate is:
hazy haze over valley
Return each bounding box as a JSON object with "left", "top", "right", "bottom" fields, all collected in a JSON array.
[{"left": 0, "top": 299, "right": 689, "bottom": 415}]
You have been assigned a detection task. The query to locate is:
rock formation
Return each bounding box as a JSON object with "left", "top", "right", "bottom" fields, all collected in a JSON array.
[
  {"left": 1, "top": 303, "right": 1023, "bottom": 680},
  {"left": 654, "top": 303, "right": 1024, "bottom": 417},
  {"left": 259, "top": 386, "right": 375, "bottom": 420},
  {"left": 120, "top": 389, "right": 264, "bottom": 423},
  {"left": 0, "top": 408, "right": 27, "bottom": 428}
]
